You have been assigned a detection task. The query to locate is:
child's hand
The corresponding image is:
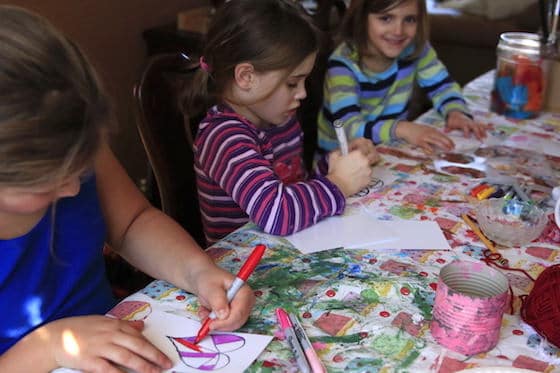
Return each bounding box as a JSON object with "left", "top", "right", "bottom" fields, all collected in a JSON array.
[
  {"left": 45, "top": 315, "right": 172, "bottom": 373},
  {"left": 349, "top": 138, "right": 380, "bottom": 165},
  {"left": 395, "top": 120, "right": 454, "bottom": 154},
  {"left": 194, "top": 266, "right": 255, "bottom": 332},
  {"left": 444, "top": 111, "right": 487, "bottom": 140},
  {"left": 327, "top": 150, "right": 373, "bottom": 197}
]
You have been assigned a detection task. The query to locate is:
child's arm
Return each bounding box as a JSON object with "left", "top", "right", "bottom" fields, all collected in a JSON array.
[
  {"left": 198, "top": 121, "right": 365, "bottom": 236},
  {"left": 95, "top": 141, "right": 254, "bottom": 332},
  {"left": 416, "top": 44, "right": 487, "bottom": 140},
  {"left": 0, "top": 315, "right": 172, "bottom": 373},
  {"left": 323, "top": 60, "right": 436, "bottom": 150},
  {"left": 0, "top": 143, "right": 255, "bottom": 372}
]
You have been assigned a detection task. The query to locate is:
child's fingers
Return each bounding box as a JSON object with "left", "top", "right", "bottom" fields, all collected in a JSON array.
[
  {"left": 449, "top": 119, "right": 488, "bottom": 141},
  {"left": 420, "top": 142, "right": 434, "bottom": 155},
  {"left": 126, "top": 320, "right": 144, "bottom": 331},
  {"left": 202, "top": 286, "right": 231, "bottom": 321},
  {"left": 76, "top": 356, "right": 124, "bottom": 373},
  {"left": 473, "top": 123, "right": 488, "bottom": 140},
  {"left": 428, "top": 132, "right": 454, "bottom": 151},
  {"left": 368, "top": 151, "right": 381, "bottom": 165},
  {"left": 80, "top": 320, "right": 172, "bottom": 373},
  {"left": 459, "top": 122, "right": 485, "bottom": 141},
  {"left": 209, "top": 285, "right": 254, "bottom": 332},
  {"left": 101, "top": 339, "right": 171, "bottom": 373},
  {"left": 197, "top": 306, "right": 211, "bottom": 320}
]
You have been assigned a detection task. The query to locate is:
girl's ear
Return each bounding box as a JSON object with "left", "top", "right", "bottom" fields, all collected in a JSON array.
[{"left": 233, "top": 62, "right": 256, "bottom": 90}]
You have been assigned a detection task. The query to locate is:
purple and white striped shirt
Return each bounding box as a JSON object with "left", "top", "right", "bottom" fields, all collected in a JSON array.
[{"left": 194, "top": 104, "right": 345, "bottom": 245}]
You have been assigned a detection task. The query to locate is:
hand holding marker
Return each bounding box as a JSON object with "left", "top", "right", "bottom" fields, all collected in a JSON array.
[{"left": 194, "top": 244, "right": 266, "bottom": 344}]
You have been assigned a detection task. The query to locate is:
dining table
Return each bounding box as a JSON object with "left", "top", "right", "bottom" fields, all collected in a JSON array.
[{"left": 112, "top": 70, "right": 560, "bottom": 373}]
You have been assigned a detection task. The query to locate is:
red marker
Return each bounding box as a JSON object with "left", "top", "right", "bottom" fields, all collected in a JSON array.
[
  {"left": 175, "top": 337, "right": 202, "bottom": 352},
  {"left": 194, "top": 244, "right": 266, "bottom": 344}
]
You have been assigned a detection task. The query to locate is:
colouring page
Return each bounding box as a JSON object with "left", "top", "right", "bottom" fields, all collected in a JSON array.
[
  {"left": 51, "top": 302, "right": 273, "bottom": 373},
  {"left": 142, "top": 310, "right": 272, "bottom": 372}
]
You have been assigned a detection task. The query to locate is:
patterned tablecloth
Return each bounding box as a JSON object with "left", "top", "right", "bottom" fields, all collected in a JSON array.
[{"left": 120, "top": 71, "right": 560, "bottom": 372}]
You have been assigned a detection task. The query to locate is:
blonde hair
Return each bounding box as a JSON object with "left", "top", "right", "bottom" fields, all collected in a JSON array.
[
  {"left": 338, "top": 0, "right": 428, "bottom": 62},
  {"left": 0, "top": 6, "right": 110, "bottom": 187}
]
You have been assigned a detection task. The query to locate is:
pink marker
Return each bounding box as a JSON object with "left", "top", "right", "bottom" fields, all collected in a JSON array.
[
  {"left": 276, "top": 308, "right": 311, "bottom": 373},
  {"left": 288, "top": 313, "right": 326, "bottom": 373}
]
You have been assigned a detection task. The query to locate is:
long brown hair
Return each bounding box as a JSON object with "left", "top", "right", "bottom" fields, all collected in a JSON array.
[
  {"left": 338, "top": 0, "right": 428, "bottom": 62},
  {"left": 183, "top": 0, "right": 321, "bottom": 115},
  {"left": 0, "top": 6, "right": 110, "bottom": 187}
]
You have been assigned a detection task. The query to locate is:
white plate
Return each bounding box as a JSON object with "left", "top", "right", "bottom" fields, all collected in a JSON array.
[{"left": 456, "top": 367, "right": 539, "bottom": 373}]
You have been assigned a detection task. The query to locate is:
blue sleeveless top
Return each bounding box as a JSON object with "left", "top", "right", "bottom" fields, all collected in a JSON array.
[{"left": 0, "top": 175, "right": 115, "bottom": 353}]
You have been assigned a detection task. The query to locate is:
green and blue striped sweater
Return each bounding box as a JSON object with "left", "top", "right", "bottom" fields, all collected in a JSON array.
[{"left": 318, "top": 42, "right": 469, "bottom": 151}]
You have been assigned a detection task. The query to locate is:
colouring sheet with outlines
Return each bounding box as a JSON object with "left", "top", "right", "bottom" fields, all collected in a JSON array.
[
  {"left": 141, "top": 310, "right": 273, "bottom": 372},
  {"left": 52, "top": 295, "right": 273, "bottom": 373}
]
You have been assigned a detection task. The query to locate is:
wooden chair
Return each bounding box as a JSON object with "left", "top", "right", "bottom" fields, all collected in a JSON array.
[{"left": 133, "top": 52, "right": 207, "bottom": 247}]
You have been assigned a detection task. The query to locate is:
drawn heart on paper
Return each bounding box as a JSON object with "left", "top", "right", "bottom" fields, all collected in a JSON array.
[{"left": 168, "top": 334, "right": 245, "bottom": 371}]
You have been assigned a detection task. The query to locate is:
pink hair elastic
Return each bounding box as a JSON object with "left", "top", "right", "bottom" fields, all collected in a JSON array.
[{"left": 199, "top": 56, "right": 211, "bottom": 73}]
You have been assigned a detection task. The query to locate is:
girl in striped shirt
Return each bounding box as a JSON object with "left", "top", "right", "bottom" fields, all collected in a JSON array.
[
  {"left": 185, "top": 0, "right": 379, "bottom": 246},
  {"left": 318, "top": 0, "right": 487, "bottom": 155}
]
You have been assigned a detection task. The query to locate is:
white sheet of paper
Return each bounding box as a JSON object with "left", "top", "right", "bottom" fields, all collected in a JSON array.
[
  {"left": 142, "top": 311, "right": 272, "bottom": 373},
  {"left": 284, "top": 213, "right": 450, "bottom": 253},
  {"left": 283, "top": 213, "right": 398, "bottom": 253},
  {"left": 51, "top": 306, "right": 273, "bottom": 373},
  {"left": 378, "top": 220, "right": 451, "bottom": 251}
]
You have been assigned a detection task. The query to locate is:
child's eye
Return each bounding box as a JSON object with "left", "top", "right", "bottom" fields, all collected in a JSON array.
[
  {"left": 287, "top": 82, "right": 298, "bottom": 89},
  {"left": 378, "top": 15, "right": 392, "bottom": 22},
  {"left": 404, "top": 15, "right": 417, "bottom": 24}
]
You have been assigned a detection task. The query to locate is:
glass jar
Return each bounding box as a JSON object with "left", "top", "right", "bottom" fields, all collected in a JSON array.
[{"left": 490, "top": 32, "right": 546, "bottom": 119}]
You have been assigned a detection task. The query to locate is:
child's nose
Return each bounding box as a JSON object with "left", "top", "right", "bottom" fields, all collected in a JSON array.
[
  {"left": 393, "top": 22, "right": 404, "bottom": 35},
  {"left": 56, "top": 177, "right": 81, "bottom": 198},
  {"left": 295, "top": 85, "right": 307, "bottom": 101}
]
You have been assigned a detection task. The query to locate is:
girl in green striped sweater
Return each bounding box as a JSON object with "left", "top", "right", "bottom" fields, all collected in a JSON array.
[{"left": 318, "top": 0, "right": 487, "bottom": 155}]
